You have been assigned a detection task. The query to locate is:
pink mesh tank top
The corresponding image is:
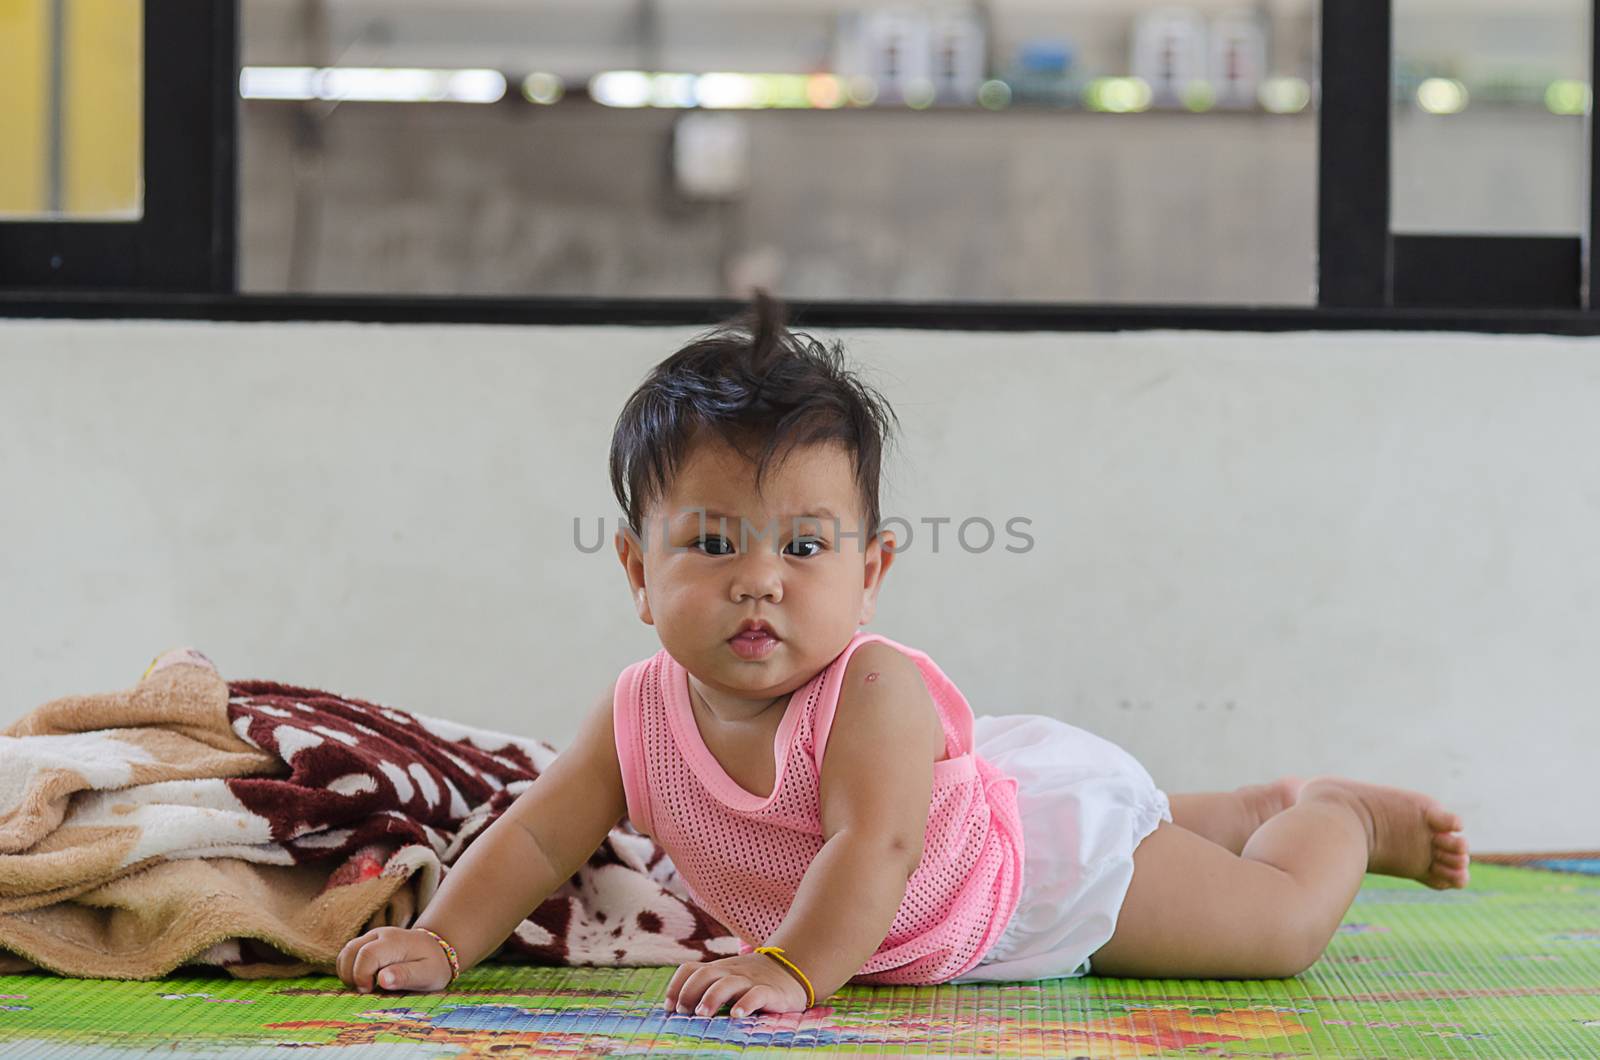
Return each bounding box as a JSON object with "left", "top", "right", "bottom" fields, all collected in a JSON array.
[{"left": 611, "top": 629, "right": 1025, "bottom": 984}]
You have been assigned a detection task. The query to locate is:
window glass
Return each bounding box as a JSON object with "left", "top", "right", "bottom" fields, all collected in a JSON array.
[
  {"left": 0, "top": 0, "right": 143, "bottom": 220},
  {"left": 239, "top": 0, "right": 1318, "bottom": 304},
  {"left": 1391, "top": 0, "right": 1588, "bottom": 234}
]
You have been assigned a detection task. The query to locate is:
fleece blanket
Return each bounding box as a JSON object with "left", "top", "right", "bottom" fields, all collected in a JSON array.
[{"left": 0, "top": 648, "right": 741, "bottom": 979}]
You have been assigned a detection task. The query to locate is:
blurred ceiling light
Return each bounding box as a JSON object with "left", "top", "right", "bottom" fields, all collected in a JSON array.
[
  {"left": 239, "top": 66, "right": 315, "bottom": 100},
  {"left": 696, "top": 73, "right": 759, "bottom": 108},
  {"left": 903, "top": 77, "right": 936, "bottom": 109},
  {"left": 1416, "top": 77, "right": 1467, "bottom": 114},
  {"left": 977, "top": 79, "right": 1011, "bottom": 110},
  {"left": 1086, "top": 77, "right": 1152, "bottom": 113},
  {"left": 590, "top": 70, "right": 887, "bottom": 111},
  {"left": 1181, "top": 79, "right": 1215, "bottom": 112},
  {"left": 241, "top": 66, "right": 504, "bottom": 103},
  {"left": 590, "top": 71, "right": 652, "bottom": 107},
  {"left": 652, "top": 73, "right": 698, "bottom": 108},
  {"left": 807, "top": 74, "right": 844, "bottom": 109},
  {"left": 760, "top": 74, "right": 810, "bottom": 108},
  {"left": 446, "top": 69, "right": 507, "bottom": 104},
  {"left": 1257, "top": 76, "right": 1311, "bottom": 114},
  {"left": 846, "top": 75, "right": 879, "bottom": 107},
  {"left": 1545, "top": 79, "right": 1590, "bottom": 115},
  {"left": 521, "top": 72, "right": 564, "bottom": 105},
  {"left": 319, "top": 68, "right": 447, "bottom": 102}
]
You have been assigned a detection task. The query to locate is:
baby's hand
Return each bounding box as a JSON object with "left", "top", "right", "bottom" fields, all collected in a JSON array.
[
  {"left": 663, "top": 954, "right": 811, "bottom": 1019},
  {"left": 336, "top": 926, "right": 454, "bottom": 994}
]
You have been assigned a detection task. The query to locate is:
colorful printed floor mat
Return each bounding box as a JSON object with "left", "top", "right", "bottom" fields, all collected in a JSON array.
[{"left": 2, "top": 862, "right": 1598, "bottom": 1058}]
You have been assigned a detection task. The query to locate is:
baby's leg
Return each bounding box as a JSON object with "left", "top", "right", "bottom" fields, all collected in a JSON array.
[
  {"left": 1090, "top": 777, "right": 1470, "bottom": 979},
  {"left": 1168, "top": 777, "right": 1303, "bottom": 855}
]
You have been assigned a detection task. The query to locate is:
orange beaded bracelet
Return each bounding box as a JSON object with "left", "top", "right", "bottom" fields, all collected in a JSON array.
[{"left": 416, "top": 927, "right": 460, "bottom": 983}]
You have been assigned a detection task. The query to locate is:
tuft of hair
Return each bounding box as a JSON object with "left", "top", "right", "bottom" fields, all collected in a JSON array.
[{"left": 609, "top": 290, "right": 900, "bottom": 544}]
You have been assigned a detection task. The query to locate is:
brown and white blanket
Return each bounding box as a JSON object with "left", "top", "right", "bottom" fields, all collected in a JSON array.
[{"left": 0, "top": 648, "right": 740, "bottom": 979}]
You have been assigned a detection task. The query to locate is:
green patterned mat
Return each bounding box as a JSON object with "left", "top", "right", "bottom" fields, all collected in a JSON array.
[{"left": 2, "top": 863, "right": 1598, "bottom": 1058}]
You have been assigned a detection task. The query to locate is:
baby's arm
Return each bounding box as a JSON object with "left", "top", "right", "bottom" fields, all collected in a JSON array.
[
  {"left": 338, "top": 682, "right": 627, "bottom": 992},
  {"left": 667, "top": 642, "right": 946, "bottom": 1016}
]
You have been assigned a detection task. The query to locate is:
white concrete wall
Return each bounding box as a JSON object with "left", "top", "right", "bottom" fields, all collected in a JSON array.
[{"left": 2, "top": 318, "right": 1595, "bottom": 852}]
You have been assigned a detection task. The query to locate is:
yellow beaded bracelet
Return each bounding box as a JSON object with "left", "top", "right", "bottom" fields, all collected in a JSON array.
[
  {"left": 754, "top": 946, "right": 815, "bottom": 1009},
  {"left": 416, "top": 927, "right": 460, "bottom": 983}
]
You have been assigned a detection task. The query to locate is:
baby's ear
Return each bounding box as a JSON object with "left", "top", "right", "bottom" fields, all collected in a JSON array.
[
  {"left": 615, "top": 528, "right": 654, "bottom": 625},
  {"left": 615, "top": 524, "right": 649, "bottom": 565}
]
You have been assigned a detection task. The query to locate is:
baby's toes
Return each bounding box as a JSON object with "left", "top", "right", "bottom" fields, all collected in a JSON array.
[
  {"left": 1433, "top": 830, "right": 1469, "bottom": 856},
  {"left": 1430, "top": 848, "right": 1471, "bottom": 888},
  {"left": 1424, "top": 805, "right": 1463, "bottom": 834}
]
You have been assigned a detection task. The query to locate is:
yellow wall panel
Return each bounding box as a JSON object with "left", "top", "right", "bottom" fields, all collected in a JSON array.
[
  {"left": 64, "top": 0, "right": 142, "bottom": 217},
  {"left": 0, "top": 0, "right": 48, "bottom": 214}
]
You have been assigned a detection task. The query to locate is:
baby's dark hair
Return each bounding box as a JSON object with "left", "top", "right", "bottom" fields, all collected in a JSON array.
[{"left": 609, "top": 291, "right": 900, "bottom": 543}]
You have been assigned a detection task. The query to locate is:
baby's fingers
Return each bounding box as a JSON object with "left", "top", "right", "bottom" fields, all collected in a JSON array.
[
  {"left": 694, "top": 975, "right": 751, "bottom": 1017},
  {"left": 731, "top": 985, "right": 781, "bottom": 1019},
  {"left": 374, "top": 957, "right": 446, "bottom": 993},
  {"left": 662, "top": 961, "right": 702, "bottom": 1011},
  {"left": 336, "top": 932, "right": 378, "bottom": 987},
  {"left": 350, "top": 937, "right": 413, "bottom": 993}
]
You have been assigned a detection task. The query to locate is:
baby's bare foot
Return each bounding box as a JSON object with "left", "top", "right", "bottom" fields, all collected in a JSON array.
[{"left": 1298, "top": 776, "right": 1470, "bottom": 889}]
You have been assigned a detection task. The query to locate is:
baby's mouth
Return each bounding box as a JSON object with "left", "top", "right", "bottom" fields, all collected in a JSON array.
[
  {"left": 730, "top": 621, "right": 780, "bottom": 642},
  {"left": 728, "top": 627, "right": 781, "bottom": 658}
]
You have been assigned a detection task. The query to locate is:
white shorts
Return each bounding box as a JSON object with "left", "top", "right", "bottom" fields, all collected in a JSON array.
[{"left": 950, "top": 713, "right": 1171, "bottom": 983}]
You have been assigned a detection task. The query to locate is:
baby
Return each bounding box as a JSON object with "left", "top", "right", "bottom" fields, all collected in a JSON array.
[{"left": 337, "top": 294, "right": 1470, "bottom": 1016}]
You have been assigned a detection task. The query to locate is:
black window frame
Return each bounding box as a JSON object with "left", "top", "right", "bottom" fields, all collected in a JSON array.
[
  {"left": 2, "top": 0, "right": 1598, "bottom": 334},
  {"left": 1321, "top": 0, "right": 1587, "bottom": 313},
  {"left": 0, "top": 0, "right": 236, "bottom": 291}
]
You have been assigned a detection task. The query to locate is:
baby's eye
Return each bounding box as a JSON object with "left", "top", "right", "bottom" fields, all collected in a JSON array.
[
  {"left": 785, "top": 537, "right": 826, "bottom": 558},
  {"left": 693, "top": 535, "right": 734, "bottom": 556}
]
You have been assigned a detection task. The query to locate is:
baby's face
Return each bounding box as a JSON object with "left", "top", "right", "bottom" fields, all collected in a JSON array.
[{"left": 616, "top": 435, "right": 893, "bottom": 705}]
